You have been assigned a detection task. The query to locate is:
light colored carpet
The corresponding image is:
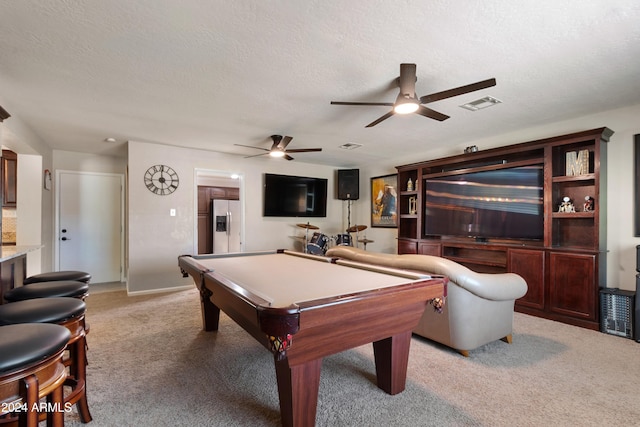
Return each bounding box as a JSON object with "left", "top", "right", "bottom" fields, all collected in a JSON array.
[{"left": 64, "top": 287, "right": 640, "bottom": 426}]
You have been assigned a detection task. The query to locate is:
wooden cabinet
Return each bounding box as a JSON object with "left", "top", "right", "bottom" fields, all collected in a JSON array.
[
  {"left": 508, "top": 248, "right": 545, "bottom": 310},
  {"left": 396, "top": 128, "right": 613, "bottom": 329},
  {"left": 1, "top": 150, "right": 17, "bottom": 207},
  {"left": 548, "top": 251, "right": 598, "bottom": 326}
]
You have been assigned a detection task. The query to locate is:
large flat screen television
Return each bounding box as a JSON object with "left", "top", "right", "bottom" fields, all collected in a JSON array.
[
  {"left": 424, "top": 165, "right": 544, "bottom": 241},
  {"left": 263, "top": 173, "right": 328, "bottom": 217}
]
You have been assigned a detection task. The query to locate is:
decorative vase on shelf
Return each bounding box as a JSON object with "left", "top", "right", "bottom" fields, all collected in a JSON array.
[{"left": 407, "top": 178, "right": 413, "bottom": 191}]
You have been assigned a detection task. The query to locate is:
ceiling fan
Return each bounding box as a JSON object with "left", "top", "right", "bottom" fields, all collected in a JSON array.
[
  {"left": 331, "top": 63, "right": 496, "bottom": 127},
  {"left": 234, "top": 135, "right": 322, "bottom": 161}
]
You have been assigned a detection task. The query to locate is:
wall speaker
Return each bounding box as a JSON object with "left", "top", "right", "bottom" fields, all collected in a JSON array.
[{"left": 337, "top": 169, "right": 359, "bottom": 200}]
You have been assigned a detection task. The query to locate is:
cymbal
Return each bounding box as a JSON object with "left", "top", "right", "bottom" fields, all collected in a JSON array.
[
  {"left": 296, "top": 223, "right": 319, "bottom": 230},
  {"left": 347, "top": 225, "right": 367, "bottom": 233},
  {"left": 358, "top": 239, "right": 374, "bottom": 243}
]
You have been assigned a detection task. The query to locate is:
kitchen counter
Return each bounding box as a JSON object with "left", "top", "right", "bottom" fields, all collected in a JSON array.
[{"left": 0, "top": 245, "right": 42, "bottom": 262}]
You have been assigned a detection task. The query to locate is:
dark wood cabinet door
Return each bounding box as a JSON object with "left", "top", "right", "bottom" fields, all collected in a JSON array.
[
  {"left": 509, "top": 248, "right": 545, "bottom": 310},
  {"left": 419, "top": 242, "right": 441, "bottom": 256},
  {"left": 398, "top": 240, "right": 417, "bottom": 254},
  {"left": 2, "top": 150, "right": 17, "bottom": 207},
  {"left": 549, "top": 252, "right": 597, "bottom": 320}
]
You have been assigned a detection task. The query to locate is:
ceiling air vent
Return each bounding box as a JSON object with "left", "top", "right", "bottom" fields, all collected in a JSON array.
[{"left": 460, "top": 96, "right": 502, "bottom": 111}]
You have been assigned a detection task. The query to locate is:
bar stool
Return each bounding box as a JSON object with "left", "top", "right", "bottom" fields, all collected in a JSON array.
[
  {"left": 0, "top": 323, "right": 71, "bottom": 427},
  {"left": 0, "top": 298, "right": 91, "bottom": 423},
  {"left": 24, "top": 271, "right": 91, "bottom": 285},
  {"left": 3, "top": 281, "right": 89, "bottom": 303}
]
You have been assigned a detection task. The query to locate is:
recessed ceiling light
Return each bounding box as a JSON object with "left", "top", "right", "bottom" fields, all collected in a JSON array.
[
  {"left": 460, "top": 96, "right": 502, "bottom": 111},
  {"left": 339, "top": 142, "right": 363, "bottom": 150}
]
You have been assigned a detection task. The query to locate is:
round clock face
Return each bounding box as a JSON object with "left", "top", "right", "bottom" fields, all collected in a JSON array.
[{"left": 144, "top": 165, "right": 179, "bottom": 195}]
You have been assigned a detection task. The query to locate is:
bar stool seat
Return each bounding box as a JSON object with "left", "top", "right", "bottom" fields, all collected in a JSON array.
[
  {"left": 4, "top": 281, "right": 89, "bottom": 302},
  {"left": 0, "top": 323, "right": 71, "bottom": 427},
  {"left": 0, "top": 298, "right": 92, "bottom": 423},
  {"left": 24, "top": 271, "right": 91, "bottom": 285}
]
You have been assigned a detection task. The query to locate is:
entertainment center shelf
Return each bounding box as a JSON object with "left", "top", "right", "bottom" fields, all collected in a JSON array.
[{"left": 396, "top": 127, "right": 613, "bottom": 330}]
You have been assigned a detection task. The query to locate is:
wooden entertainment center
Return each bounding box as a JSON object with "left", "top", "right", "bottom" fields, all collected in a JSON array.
[{"left": 396, "top": 127, "right": 613, "bottom": 330}]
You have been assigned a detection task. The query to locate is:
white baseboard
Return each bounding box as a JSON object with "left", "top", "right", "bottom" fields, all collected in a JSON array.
[{"left": 127, "top": 284, "right": 193, "bottom": 297}]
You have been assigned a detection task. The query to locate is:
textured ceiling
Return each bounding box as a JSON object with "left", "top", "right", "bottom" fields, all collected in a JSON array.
[{"left": 1, "top": 0, "right": 639, "bottom": 167}]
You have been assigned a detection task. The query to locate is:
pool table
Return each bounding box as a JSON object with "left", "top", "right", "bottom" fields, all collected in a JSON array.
[{"left": 179, "top": 249, "right": 446, "bottom": 427}]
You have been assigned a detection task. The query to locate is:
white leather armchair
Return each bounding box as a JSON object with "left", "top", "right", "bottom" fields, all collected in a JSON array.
[{"left": 325, "top": 246, "right": 528, "bottom": 356}]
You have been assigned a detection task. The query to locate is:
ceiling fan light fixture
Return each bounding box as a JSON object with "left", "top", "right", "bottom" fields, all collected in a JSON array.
[
  {"left": 269, "top": 150, "right": 285, "bottom": 158},
  {"left": 393, "top": 94, "right": 419, "bottom": 114}
]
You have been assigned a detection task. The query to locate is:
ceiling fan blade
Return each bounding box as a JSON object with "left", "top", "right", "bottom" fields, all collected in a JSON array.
[
  {"left": 243, "top": 152, "right": 269, "bottom": 159},
  {"left": 419, "top": 78, "right": 497, "bottom": 104},
  {"left": 279, "top": 136, "right": 293, "bottom": 150},
  {"left": 398, "top": 63, "right": 417, "bottom": 96},
  {"left": 331, "top": 101, "right": 395, "bottom": 107},
  {"left": 284, "top": 148, "right": 322, "bottom": 153},
  {"left": 234, "top": 144, "right": 270, "bottom": 152},
  {"left": 284, "top": 154, "right": 294, "bottom": 161},
  {"left": 365, "top": 111, "right": 395, "bottom": 128},
  {"left": 415, "top": 105, "right": 449, "bottom": 121}
]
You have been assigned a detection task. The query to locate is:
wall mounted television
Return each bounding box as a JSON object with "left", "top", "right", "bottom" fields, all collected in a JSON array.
[
  {"left": 424, "top": 165, "right": 544, "bottom": 241},
  {"left": 263, "top": 173, "right": 328, "bottom": 217}
]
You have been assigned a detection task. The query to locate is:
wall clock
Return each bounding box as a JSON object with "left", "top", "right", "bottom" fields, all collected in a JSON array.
[{"left": 144, "top": 164, "right": 179, "bottom": 195}]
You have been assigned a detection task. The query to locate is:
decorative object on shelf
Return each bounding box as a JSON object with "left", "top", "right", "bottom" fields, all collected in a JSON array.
[
  {"left": 407, "top": 178, "right": 413, "bottom": 191},
  {"left": 409, "top": 196, "right": 417, "bottom": 215},
  {"left": 558, "top": 196, "right": 576, "bottom": 213},
  {"left": 583, "top": 196, "right": 595, "bottom": 212},
  {"left": 565, "top": 149, "right": 589, "bottom": 176},
  {"left": 43, "top": 169, "right": 52, "bottom": 190},
  {"left": 464, "top": 145, "right": 478, "bottom": 154},
  {"left": 371, "top": 174, "right": 398, "bottom": 228},
  {"left": 144, "top": 164, "right": 179, "bottom": 195}
]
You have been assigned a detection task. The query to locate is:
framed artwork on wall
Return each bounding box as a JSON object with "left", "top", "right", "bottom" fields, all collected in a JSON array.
[{"left": 371, "top": 174, "right": 398, "bottom": 228}]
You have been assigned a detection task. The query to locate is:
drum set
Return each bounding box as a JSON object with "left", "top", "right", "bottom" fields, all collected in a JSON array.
[{"left": 296, "top": 223, "right": 370, "bottom": 255}]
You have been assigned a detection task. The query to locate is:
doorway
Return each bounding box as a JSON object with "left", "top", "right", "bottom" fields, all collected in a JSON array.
[
  {"left": 194, "top": 169, "right": 244, "bottom": 255},
  {"left": 55, "top": 170, "right": 124, "bottom": 283}
]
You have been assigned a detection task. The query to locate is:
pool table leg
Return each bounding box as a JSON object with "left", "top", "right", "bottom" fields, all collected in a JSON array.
[
  {"left": 373, "top": 331, "right": 412, "bottom": 395},
  {"left": 198, "top": 286, "right": 220, "bottom": 331},
  {"left": 274, "top": 357, "right": 322, "bottom": 427}
]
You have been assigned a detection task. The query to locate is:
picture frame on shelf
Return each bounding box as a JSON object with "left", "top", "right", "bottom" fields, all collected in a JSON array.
[{"left": 371, "top": 174, "right": 398, "bottom": 228}]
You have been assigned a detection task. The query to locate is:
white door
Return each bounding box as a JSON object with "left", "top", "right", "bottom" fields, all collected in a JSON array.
[{"left": 56, "top": 171, "right": 123, "bottom": 283}]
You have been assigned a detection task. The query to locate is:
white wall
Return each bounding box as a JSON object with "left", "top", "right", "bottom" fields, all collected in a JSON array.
[
  {"left": 53, "top": 150, "right": 126, "bottom": 174},
  {"left": 127, "top": 141, "right": 348, "bottom": 293},
  {"left": 354, "top": 103, "right": 640, "bottom": 291},
  {"left": 16, "top": 154, "right": 42, "bottom": 276}
]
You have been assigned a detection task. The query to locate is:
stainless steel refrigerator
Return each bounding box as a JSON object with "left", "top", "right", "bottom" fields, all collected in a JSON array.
[{"left": 212, "top": 199, "right": 241, "bottom": 253}]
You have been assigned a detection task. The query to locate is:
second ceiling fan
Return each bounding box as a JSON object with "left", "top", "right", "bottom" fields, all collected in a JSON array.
[
  {"left": 331, "top": 63, "right": 496, "bottom": 127},
  {"left": 235, "top": 135, "right": 322, "bottom": 161}
]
